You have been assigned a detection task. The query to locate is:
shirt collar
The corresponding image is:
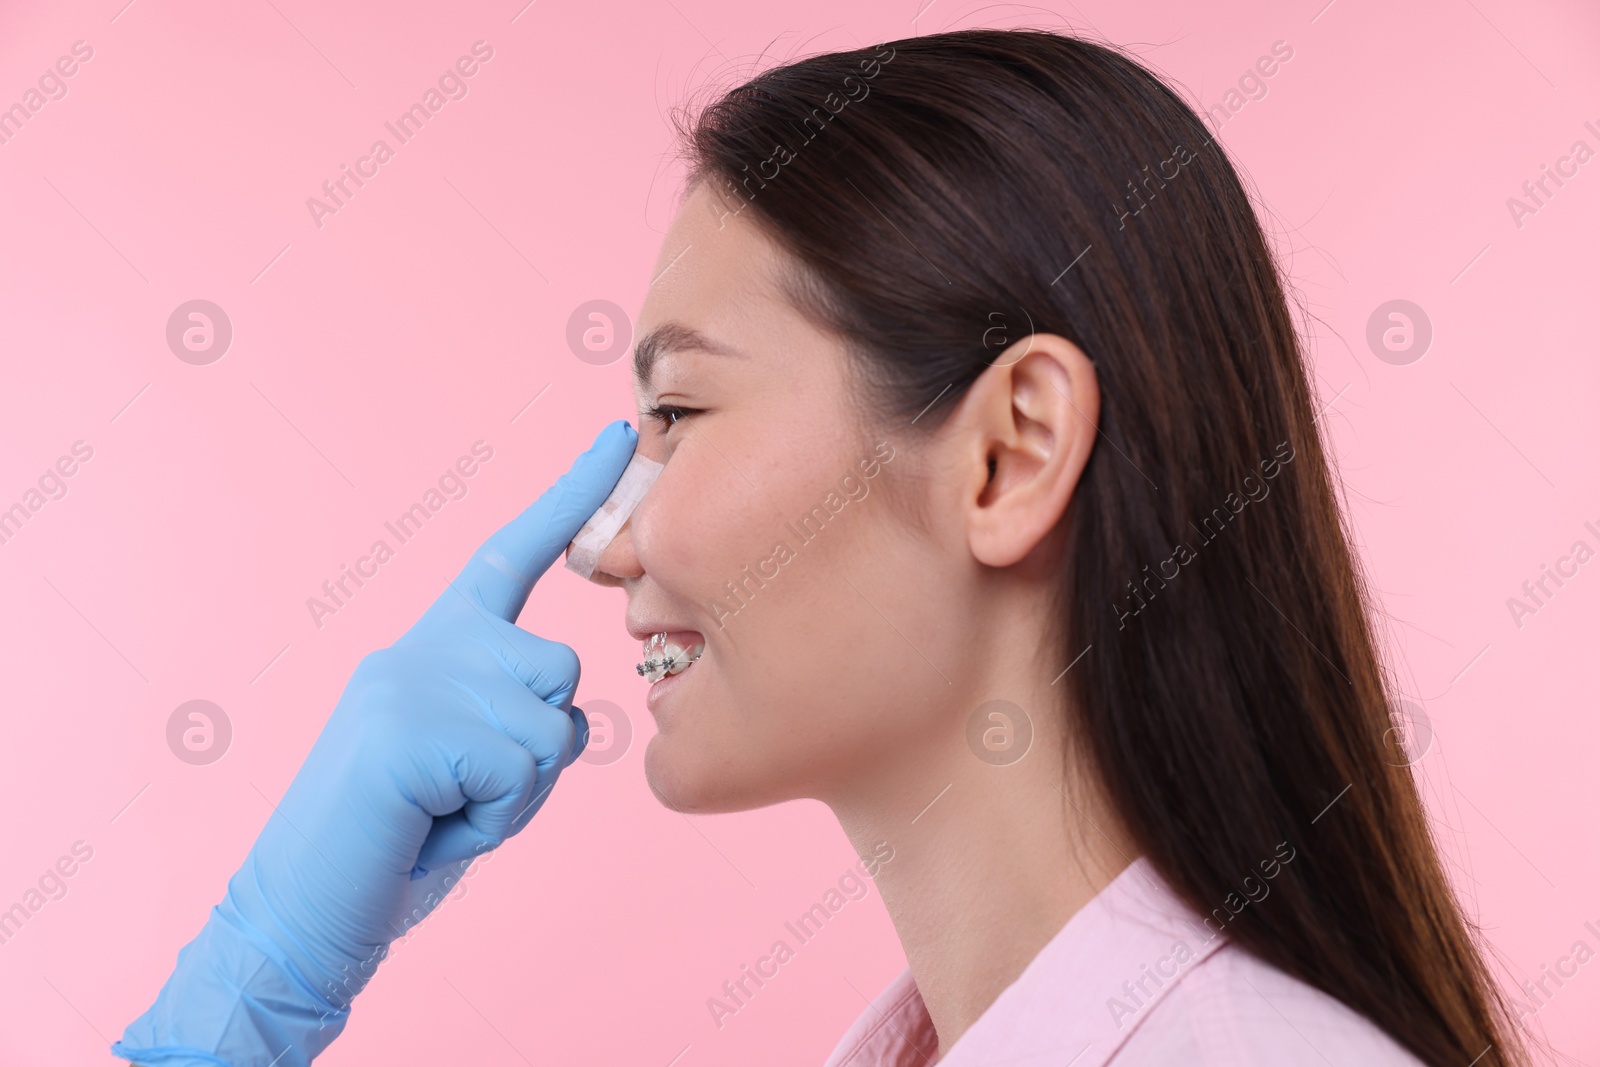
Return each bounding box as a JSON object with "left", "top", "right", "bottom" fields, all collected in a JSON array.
[{"left": 824, "top": 855, "right": 1227, "bottom": 1067}]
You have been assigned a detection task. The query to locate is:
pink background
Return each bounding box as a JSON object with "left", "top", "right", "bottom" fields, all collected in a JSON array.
[{"left": 0, "top": 0, "right": 1595, "bottom": 1063}]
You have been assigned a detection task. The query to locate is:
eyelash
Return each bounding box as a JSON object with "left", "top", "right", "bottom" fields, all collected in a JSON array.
[{"left": 644, "top": 403, "right": 700, "bottom": 429}]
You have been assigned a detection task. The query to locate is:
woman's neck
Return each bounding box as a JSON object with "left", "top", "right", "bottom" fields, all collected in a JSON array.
[{"left": 828, "top": 699, "right": 1138, "bottom": 1059}]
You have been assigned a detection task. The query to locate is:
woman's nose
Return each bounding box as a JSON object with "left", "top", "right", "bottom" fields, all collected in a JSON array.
[
  {"left": 583, "top": 425, "right": 663, "bottom": 588},
  {"left": 584, "top": 517, "right": 644, "bottom": 588}
]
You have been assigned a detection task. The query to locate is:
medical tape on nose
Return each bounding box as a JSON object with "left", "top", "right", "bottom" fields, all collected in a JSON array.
[{"left": 564, "top": 453, "right": 663, "bottom": 579}]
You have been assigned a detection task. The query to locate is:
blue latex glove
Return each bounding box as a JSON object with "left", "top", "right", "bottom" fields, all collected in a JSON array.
[{"left": 112, "top": 420, "right": 637, "bottom": 1067}]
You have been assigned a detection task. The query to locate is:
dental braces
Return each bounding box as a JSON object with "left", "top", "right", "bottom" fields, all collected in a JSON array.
[
  {"left": 635, "top": 650, "right": 701, "bottom": 680},
  {"left": 636, "top": 633, "right": 704, "bottom": 683}
]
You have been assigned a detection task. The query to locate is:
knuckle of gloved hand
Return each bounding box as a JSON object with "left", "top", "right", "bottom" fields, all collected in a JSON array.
[
  {"left": 541, "top": 641, "right": 581, "bottom": 685},
  {"left": 352, "top": 646, "right": 391, "bottom": 681},
  {"left": 353, "top": 651, "right": 415, "bottom": 707},
  {"left": 535, "top": 700, "right": 578, "bottom": 748},
  {"left": 513, "top": 745, "right": 541, "bottom": 791}
]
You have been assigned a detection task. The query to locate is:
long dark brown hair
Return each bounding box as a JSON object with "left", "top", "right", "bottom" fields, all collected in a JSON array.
[{"left": 670, "top": 27, "right": 1527, "bottom": 1067}]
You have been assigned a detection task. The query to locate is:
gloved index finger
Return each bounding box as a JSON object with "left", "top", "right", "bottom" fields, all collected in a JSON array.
[{"left": 446, "top": 419, "right": 636, "bottom": 622}]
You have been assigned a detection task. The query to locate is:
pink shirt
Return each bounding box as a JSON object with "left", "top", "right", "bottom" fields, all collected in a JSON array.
[{"left": 824, "top": 855, "right": 1427, "bottom": 1067}]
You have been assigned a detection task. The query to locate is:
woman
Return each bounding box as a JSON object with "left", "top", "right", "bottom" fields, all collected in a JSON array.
[{"left": 114, "top": 29, "right": 1528, "bottom": 1067}]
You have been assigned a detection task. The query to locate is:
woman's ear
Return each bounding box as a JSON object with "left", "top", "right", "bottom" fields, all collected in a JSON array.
[{"left": 957, "top": 333, "right": 1100, "bottom": 567}]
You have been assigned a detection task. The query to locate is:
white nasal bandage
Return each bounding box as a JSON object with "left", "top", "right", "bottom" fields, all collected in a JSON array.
[{"left": 564, "top": 453, "right": 664, "bottom": 579}]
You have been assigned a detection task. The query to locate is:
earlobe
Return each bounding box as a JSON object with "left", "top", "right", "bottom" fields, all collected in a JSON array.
[{"left": 963, "top": 334, "right": 1099, "bottom": 569}]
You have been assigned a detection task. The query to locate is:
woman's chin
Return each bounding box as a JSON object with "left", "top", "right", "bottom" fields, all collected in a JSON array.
[
  {"left": 642, "top": 737, "right": 772, "bottom": 815},
  {"left": 643, "top": 738, "right": 712, "bottom": 813}
]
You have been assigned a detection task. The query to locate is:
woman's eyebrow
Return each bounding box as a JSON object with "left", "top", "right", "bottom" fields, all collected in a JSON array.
[{"left": 633, "top": 322, "right": 746, "bottom": 387}]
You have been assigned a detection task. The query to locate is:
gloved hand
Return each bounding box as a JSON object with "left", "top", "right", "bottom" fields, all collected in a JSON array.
[{"left": 112, "top": 420, "right": 638, "bottom": 1067}]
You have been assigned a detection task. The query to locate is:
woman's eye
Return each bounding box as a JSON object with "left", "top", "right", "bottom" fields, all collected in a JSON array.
[{"left": 645, "top": 403, "right": 699, "bottom": 429}]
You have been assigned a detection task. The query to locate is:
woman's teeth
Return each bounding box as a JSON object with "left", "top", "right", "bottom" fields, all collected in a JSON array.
[{"left": 637, "top": 633, "right": 704, "bottom": 683}]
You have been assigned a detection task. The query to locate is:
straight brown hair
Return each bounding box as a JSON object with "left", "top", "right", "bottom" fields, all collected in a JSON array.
[{"left": 671, "top": 27, "right": 1529, "bottom": 1067}]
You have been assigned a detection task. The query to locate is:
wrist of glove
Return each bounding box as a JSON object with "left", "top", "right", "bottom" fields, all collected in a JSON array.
[
  {"left": 111, "top": 846, "right": 480, "bottom": 1067},
  {"left": 109, "top": 882, "right": 349, "bottom": 1067}
]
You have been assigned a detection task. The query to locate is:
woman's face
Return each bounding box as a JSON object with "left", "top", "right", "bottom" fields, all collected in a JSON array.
[{"left": 585, "top": 182, "right": 980, "bottom": 814}]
